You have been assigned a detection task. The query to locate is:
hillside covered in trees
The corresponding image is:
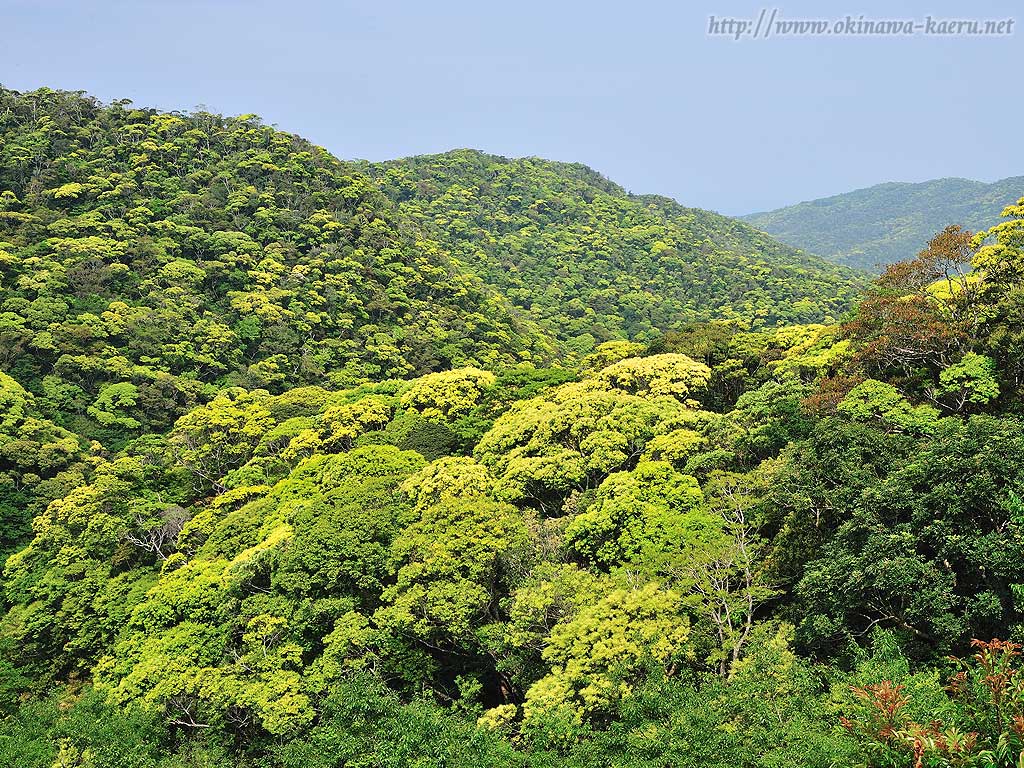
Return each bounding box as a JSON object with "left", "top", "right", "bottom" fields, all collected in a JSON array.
[
  {"left": 0, "top": 87, "right": 862, "bottom": 449},
  {"left": 366, "top": 150, "right": 862, "bottom": 347},
  {"left": 3, "top": 86, "right": 1024, "bottom": 768},
  {"left": 743, "top": 175, "right": 1024, "bottom": 271}
]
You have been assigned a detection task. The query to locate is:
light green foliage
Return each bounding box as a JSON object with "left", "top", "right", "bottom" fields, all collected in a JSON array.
[
  {"left": 967, "top": 199, "right": 1024, "bottom": 390},
  {"left": 1, "top": 457, "right": 162, "bottom": 676},
  {"left": 399, "top": 367, "right": 496, "bottom": 422},
  {"left": 580, "top": 340, "right": 646, "bottom": 371},
  {"left": 400, "top": 456, "right": 496, "bottom": 510},
  {"left": 474, "top": 379, "right": 684, "bottom": 511},
  {"left": 687, "top": 470, "right": 779, "bottom": 674},
  {"left": 0, "top": 88, "right": 552, "bottom": 441},
  {"left": 376, "top": 496, "right": 529, "bottom": 649},
  {"left": 100, "top": 616, "right": 313, "bottom": 736},
  {"left": 522, "top": 583, "right": 691, "bottom": 737},
  {"left": 87, "top": 382, "right": 142, "bottom": 430},
  {"left": 765, "top": 324, "right": 853, "bottom": 379},
  {"left": 565, "top": 461, "right": 711, "bottom": 571},
  {"left": 935, "top": 351, "right": 1000, "bottom": 409},
  {"left": 315, "top": 394, "right": 394, "bottom": 452},
  {"left": 837, "top": 379, "right": 941, "bottom": 434},
  {"left": 971, "top": 197, "right": 1024, "bottom": 285},
  {"left": 640, "top": 426, "right": 707, "bottom": 465},
  {"left": 597, "top": 353, "right": 712, "bottom": 404},
  {"left": 482, "top": 562, "right": 607, "bottom": 698},
  {"left": 95, "top": 444, "right": 425, "bottom": 737},
  {"left": 502, "top": 562, "right": 604, "bottom": 658},
  {"left": 169, "top": 388, "right": 274, "bottom": 492}
]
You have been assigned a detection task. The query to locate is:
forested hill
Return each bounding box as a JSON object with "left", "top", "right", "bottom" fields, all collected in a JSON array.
[
  {"left": 0, "top": 87, "right": 864, "bottom": 443},
  {"left": 0, "top": 87, "right": 568, "bottom": 440},
  {"left": 367, "top": 149, "right": 864, "bottom": 349},
  {"left": 17, "top": 86, "right": 1024, "bottom": 768},
  {"left": 743, "top": 175, "right": 1024, "bottom": 270}
]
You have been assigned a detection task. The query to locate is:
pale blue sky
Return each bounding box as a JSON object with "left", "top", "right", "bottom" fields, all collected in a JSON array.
[{"left": 1, "top": 0, "right": 1019, "bottom": 213}]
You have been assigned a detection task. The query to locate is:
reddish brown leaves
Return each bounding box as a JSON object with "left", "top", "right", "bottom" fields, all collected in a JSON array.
[{"left": 844, "top": 225, "right": 980, "bottom": 379}]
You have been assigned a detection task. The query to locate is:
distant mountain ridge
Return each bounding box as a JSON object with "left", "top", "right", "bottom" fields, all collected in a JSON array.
[{"left": 742, "top": 176, "right": 1024, "bottom": 271}]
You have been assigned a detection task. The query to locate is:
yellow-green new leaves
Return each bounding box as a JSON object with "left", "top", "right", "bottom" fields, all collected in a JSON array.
[
  {"left": 764, "top": 325, "right": 852, "bottom": 380},
  {"left": 0, "top": 87, "right": 556, "bottom": 447},
  {"left": 935, "top": 352, "right": 1000, "bottom": 410},
  {"left": 641, "top": 426, "right": 707, "bottom": 465},
  {"left": 565, "top": 461, "right": 708, "bottom": 570},
  {"left": 87, "top": 382, "right": 142, "bottom": 430},
  {"left": 400, "top": 456, "right": 495, "bottom": 511},
  {"left": 49, "top": 182, "right": 87, "bottom": 200},
  {"left": 99, "top": 616, "right": 313, "bottom": 736},
  {"left": 580, "top": 340, "right": 646, "bottom": 372},
  {"left": 5, "top": 457, "right": 144, "bottom": 579},
  {"left": 1, "top": 457, "right": 158, "bottom": 676},
  {"left": 376, "top": 497, "right": 529, "bottom": 647},
  {"left": 522, "top": 583, "right": 691, "bottom": 737},
  {"left": 317, "top": 394, "right": 393, "bottom": 452},
  {"left": 502, "top": 563, "right": 604, "bottom": 656},
  {"left": 170, "top": 388, "right": 274, "bottom": 493},
  {"left": 474, "top": 380, "right": 687, "bottom": 511},
  {"left": 307, "top": 610, "right": 376, "bottom": 690},
  {"left": 96, "top": 445, "right": 426, "bottom": 737},
  {"left": 399, "top": 367, "right": 496, "bottom": 423},
  {"left": 597, "top": 353, "right": 711, "bottom": 405},
  {"left": 371, "top": 149, "right": 862, "bottom": 349},
  {"left": 971, "top": 197, "right": 1024, "bottom": 285},
  {"left": 837, "top": 380, "right": 940, "bottom": 435}
]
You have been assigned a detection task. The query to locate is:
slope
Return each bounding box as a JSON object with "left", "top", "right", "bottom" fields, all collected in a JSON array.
[
  {"left": 366, "top": 149, "right": 865, "bottom": 352},
  {"left": 0, "top": 87, "right": 555, "bottom": 442},
  {"left": 742, "top": 176, "right": 1024, "bottom": 271}
]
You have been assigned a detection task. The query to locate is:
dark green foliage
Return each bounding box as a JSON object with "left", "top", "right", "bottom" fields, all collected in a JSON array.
[
  {"left": 270, "top": 673, "right": 525, "bottom": 768},
  {"left": 355, "top": 412, "right": 460, "bottom": 461},
  {"left": 795, "top": 416, "right": 1024, "bottom": 660},
  {"left": 0, "top": 686, "right": 229, "bottom": 768}
]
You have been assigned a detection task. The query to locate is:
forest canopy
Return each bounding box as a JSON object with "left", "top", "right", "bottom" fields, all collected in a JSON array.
[{"left": 1, "top": 86, "right": 1024, "bottom": 768}]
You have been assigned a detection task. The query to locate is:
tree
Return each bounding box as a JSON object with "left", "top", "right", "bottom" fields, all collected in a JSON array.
[
  {"left": 399, "top": 367, "right": 496, "bottom": 423},
  {"left": 521, "top": 583, "right": 692, "bottom": 742},
  {"left": 931, "top": 352, "right": 1000, "bottom": 412},
  {"left": 564, "top": 460, "right": 708, "bottom": 572},
  {"left": 836, "top": 379, "right": 940, "bottom": 435},
  {"left": 375, "top": 497, "right": 529, "bottom": 654},
  {"left": 474, "top": 380, "right": 684, "bottom": 513},
  {"left": 846, "top": 225, "right": 981, "bottom": 381},
  {"left": 169, "top": 388, "right": 274, "bottom": 494},
  {"left": 596, "top": 353, "right": 712, "bottom": 405},
  {"left": 123, "top": 504, "right": 189, "bottom": 562},
  {"left": 682, "top": 471, "right": 778, "bottom": 676},
  {"left": 840, "top": 639, "right": 1024, "bottom": 768},
  {"left": 972, "top": 199, "right": 1024, "bottom": 392}
]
